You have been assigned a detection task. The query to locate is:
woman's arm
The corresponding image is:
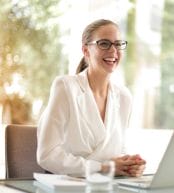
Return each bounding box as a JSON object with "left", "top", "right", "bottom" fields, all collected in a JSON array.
[{"left": 37, "top": 77, "right": 101, "bottom": 176}]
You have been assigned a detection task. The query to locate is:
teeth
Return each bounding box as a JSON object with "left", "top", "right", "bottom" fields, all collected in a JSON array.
[{"left": 104, "top": 58, "right": 116, "bottom": 62}]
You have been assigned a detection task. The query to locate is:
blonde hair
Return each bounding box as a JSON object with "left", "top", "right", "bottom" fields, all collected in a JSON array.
[{"left": 76, "top": 19, "right": 119, "bottom": 74}]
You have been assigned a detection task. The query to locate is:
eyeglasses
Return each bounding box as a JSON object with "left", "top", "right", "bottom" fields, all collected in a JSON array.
[{"left": 87, "top": 39, "right": 128, "bottom": 50}]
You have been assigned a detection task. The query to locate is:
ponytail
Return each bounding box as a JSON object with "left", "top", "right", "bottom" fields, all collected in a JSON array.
[{"left": 76, "top": 57, "right": 88, "bottom": 74}]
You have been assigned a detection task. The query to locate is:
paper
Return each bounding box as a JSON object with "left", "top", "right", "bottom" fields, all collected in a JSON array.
[{"left": 33, "top": 173, "right": 86, "bottom": 191}]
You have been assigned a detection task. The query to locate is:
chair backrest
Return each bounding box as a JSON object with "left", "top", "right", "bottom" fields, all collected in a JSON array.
[{"left": 5, "top": 124, "right": 44, "bottom": 179}]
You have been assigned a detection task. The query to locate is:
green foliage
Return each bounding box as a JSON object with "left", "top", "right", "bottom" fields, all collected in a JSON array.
[
  {"left": 155, "top": 0, "right": 174, "bottom": 129},
  {"left": 0, "top": 0, "right": 68, "bottom": 123},
  {"left": 124, "top": 0, "right": 137, "bottom": 89}
]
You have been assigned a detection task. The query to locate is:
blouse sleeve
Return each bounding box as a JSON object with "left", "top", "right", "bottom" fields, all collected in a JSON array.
[{"left": 36, "top": 77, "right": 101, "bottom": 176}]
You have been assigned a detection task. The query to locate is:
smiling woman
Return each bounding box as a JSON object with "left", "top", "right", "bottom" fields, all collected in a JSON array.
[
  {"left": 76, "top": 20, "right": 125, "bottom": 78},
  {"left": 0, "top": 0, "right": 173, "bottom": 181},
  {"left": 37, "top": 19, "right": 146, "bottom": 178}
]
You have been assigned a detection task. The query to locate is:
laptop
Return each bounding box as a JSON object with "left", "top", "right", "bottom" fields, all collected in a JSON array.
[
  {"left": 118, "top": 185, "right": 174, "bottom": 193},
  {"left": 115, "top": 131, "right": 174, "bottom": 189}
]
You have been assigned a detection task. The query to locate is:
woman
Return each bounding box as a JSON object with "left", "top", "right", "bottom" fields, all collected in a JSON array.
[{"left": 37, "top": 19, "right": 146, "bottom": 177}]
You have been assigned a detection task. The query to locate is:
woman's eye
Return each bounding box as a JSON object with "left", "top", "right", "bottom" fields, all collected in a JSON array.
[
  {"left": 115, "top": 43, "right": 121, "bottom": 46},
  {"left": 100, "top": 41, "right": 109, "bottom": 47}
]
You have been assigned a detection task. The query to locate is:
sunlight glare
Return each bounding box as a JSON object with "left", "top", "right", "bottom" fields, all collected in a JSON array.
[
  {"left": 32, "top": 99, "right": 43, "bottom": 117},
  {"left": 4, "top": 73, "right": 25, "bottom": 97}
]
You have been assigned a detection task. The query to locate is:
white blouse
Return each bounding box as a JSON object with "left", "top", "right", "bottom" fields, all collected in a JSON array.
[{"left": 37, "top": 69, "right": 132, "bottom": 176}]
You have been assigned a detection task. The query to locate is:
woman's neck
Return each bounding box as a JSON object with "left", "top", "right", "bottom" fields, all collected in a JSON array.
[{"left": 87, "top": 69, "right": 110, "bottom": 96}]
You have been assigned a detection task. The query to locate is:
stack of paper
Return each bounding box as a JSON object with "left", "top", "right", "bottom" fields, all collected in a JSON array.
[{"left": 33, "top": 173, "right": 86, "bottom": 191}]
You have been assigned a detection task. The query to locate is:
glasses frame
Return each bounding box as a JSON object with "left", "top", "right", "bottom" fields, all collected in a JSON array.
[{"left": 87, "top": 39, "right": 128, "bottom": 50}]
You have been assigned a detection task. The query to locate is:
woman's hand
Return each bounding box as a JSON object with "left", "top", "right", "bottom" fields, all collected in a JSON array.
[{"left": 111, "top": 154, "right": 146, "bottom": 177}]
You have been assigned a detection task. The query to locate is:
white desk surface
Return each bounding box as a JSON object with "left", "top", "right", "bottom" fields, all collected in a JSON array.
[{"left": 0, "top": 179, "right": 174, "bottom": 193}]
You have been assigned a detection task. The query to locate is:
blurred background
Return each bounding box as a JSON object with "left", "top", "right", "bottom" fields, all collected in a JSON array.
[
  {"left": 0, "top": 0, "right": 174, "bottom": 130},
  {"left": 0, "top": 0, "right": 174, "bottom": 177}
]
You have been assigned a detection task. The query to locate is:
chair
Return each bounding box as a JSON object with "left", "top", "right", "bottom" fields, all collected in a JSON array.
[{"left": 5, "top": 124, "right": 44, "bottom": 179}]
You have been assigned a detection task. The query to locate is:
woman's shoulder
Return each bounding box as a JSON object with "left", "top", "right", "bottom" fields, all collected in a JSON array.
[
  {"left": 51, "top": 74, "right": 86, "bottom": 97},
  {"left": 51, "top": 74, "right": 82, "bottom": 93},
  {"left": 53, "top": 70, "right": 87, "bottom": 87},
  {"left": 53, "top": 74, "right": 77, "bottom": 85}
]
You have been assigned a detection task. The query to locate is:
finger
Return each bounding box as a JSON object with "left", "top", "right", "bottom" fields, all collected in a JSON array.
[
  {"left": 130, "top": 164, "right": 146, "bottom": 171},
  {"left": 130, "top": 154, "right": 141, "bottom": 159},
  {"left": 128, "top": 168, "right": 144, "bottom": 177},
  {"left": 122, "top": 159, "right": 137, "bottom": 166},
  {"left": 116, "top": 168, "right": 131, "bottom": 176},
  {"left": 127, "top": 165, "right": 146, "bottom": 176},
  {"left": 128, "top": 156, "right": 146, "bottom": 165},
  {"left": 135, "top": 159, "right": 146, "bottom": 165},
  {"left": 121, "top": 155, "right": 131, "bottom": 160},
  {"left": 132, "top": 155, "right": 146, "bottom": 165}
]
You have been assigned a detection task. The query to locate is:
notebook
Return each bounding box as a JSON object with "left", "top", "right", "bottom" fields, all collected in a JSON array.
[
  {"left": 115, "top": 131, "right": 174, "bottom": 189},
  {"left": 33, "top": 173, "right": 86, "bottom": 191}
]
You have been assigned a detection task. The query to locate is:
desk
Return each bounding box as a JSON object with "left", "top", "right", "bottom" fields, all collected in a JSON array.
[{"left": 0, "top": 179, "right": 174, "bottom": 193}]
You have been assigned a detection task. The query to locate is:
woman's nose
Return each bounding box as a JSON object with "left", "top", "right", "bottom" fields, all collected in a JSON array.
[{"left": 109, "top": 44, "right": 119, "bottom": 54}]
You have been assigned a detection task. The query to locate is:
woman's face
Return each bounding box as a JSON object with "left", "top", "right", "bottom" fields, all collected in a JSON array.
[{"left": 83, "top": 24, "right": 123, "bottom": 75}]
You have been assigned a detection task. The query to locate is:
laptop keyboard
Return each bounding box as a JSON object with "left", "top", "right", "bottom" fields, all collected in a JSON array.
[{"left": 131, "top": 176, "right": 152, "bottom": 183}]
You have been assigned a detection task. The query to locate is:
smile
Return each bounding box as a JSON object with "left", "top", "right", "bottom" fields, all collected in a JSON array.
[{"left": 103, "top": 57, "right": 117, "bottom": 63}]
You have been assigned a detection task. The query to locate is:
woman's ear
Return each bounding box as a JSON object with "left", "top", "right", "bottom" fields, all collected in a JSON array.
[{"left": 82, "top": 45, "right": 89, "bottom": 57}]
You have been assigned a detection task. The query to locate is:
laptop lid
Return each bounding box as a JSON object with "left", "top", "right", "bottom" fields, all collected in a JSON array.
[{"left": 150, "top": 131, "right": 174, "bottom": 188}]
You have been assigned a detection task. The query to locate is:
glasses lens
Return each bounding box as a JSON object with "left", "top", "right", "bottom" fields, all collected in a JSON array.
[
  {"left": 97, "top": 40, "right": 111, "bottom": 50},
  {"left": 115, "top": 40, "right": 127, "bottom": 50}
]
